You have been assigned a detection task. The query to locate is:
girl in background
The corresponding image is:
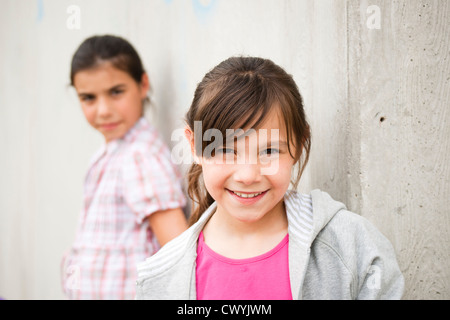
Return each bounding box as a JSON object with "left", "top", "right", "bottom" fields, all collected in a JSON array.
[
  {"left": 62, "top": 35, "right": 187, "bottom": 299},
  {"left": 135, "top": 56, "right": 404, "bottom": 300}
]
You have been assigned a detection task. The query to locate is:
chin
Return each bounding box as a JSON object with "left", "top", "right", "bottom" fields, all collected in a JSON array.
[{"left": 233, "top": 212, "right": 266, "bottom": 224}]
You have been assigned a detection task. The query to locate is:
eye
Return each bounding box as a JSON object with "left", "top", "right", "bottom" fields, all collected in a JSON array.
[
  {"left": 111, "top": 88, "right": 124, "bottom": 96},
  {"left": 80, "top": 94, "right": 95, "bottom": 103},
  {"left": 217, "top": 148, "right": 235, "bottom": 155},
  {"left": 261, "top": 148, "right": 280, "bottom": 156}
]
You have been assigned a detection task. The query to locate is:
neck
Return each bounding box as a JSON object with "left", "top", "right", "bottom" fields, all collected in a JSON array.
[
  {"left": 220, "top": 200, "right": 287, "bottom": 236},
  {"left": 202, "top": 199, "right": 288, "bottom": 259}
]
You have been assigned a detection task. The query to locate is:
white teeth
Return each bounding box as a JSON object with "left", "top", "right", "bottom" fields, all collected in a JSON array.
[{"left": 232, "top": 191, "right": 263, "bottom": 198}]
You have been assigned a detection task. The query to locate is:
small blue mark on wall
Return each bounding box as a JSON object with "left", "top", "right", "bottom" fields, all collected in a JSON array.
[
  {"left": 192, "top": 0, "right": 217, "bottom": 24},
  {"left": 37, "top": 0, "right": 44, "bottom": 22},
  {"left": 163, "top": 0, "right": 217, "bottom": 24}
]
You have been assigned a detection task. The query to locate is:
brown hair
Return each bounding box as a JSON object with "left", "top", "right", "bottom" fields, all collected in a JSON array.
[
  {"left": 185, "top": 56, "right": 311, "bottom": 225},
  {"left": 70, "top": 35, "right": 146, "bottom": 86}
]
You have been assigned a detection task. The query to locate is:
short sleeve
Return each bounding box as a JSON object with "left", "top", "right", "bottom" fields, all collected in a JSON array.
[{"left": 122, "top": 146, "right": 186, "bottom": 225}]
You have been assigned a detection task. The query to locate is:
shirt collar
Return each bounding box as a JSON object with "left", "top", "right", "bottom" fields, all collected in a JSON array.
[
  {"left": 121, "top": 117, "right": 148, "bottom": 143},
  {"left": 104, "top": 117, "right": 148, "bottom": 153}
]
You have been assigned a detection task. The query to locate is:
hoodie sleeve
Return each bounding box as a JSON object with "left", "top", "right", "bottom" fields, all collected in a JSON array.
[
  {"left": 352, "top": 214, "right": 405, "bottom": 300},
  {"left": 304, "top": 210, "right": 405, "bottom": 300}
]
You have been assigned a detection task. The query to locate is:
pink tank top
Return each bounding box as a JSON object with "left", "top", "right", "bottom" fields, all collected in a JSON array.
[{"left": 196, "top": 231, "right": 292, "bottom": 300}]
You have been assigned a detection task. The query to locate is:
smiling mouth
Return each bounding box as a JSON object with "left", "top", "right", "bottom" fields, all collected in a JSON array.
[{"left": 228, "top": 189, "right": 268, "bottom": 198}]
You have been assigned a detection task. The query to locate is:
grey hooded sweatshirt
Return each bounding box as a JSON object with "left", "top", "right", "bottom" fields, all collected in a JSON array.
[{"left": 135, "top": 189, "right": 404, "bottom": 300}]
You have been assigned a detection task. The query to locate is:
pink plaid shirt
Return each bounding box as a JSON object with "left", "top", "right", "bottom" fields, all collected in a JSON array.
[{"left": 61, "top": 117, "right": 186, "bottom": 299}]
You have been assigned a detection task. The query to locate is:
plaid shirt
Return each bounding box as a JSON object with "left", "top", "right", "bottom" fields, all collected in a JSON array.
[{"left": 61, "top": 117, "right": 186, "bottom": 299}]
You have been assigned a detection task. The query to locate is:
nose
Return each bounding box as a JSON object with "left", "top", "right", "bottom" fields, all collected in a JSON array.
[
  {"left": 233, "top": 163, "right": 262, "bottom": 185},
  {"left": 96, "top": 97, "right": 113, "bottom": 118}
]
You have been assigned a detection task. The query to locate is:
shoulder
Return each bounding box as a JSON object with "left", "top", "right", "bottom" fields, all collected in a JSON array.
[
  {"left": 305, "top": 192, "right": 404, "bottom": 299},
  {"left": 119, "top": 122, "right": 174, "bottom": 169},
  {"left": 315, "top": 209, "right": 394, "bottom": 260},
  {"left": 137, "top": 226, "right": 194, "bottom": 279},
  {"left": 136, "top": 203, "right": 218, "bottom": 299},
  {"left": 137, "top": 201, "right": 216, "bottom": 280},
  {"left": 135, "top": 228, "right": 193, "bottom": 299},
  {"left": 307, "top": 189, "right": 394, "bottom": 257},
  {"left": 128, "top": 123, "right": 169, "bottom": 155},
  {"left": 136, "top": 220, "right": 200, "bottom": 299}
]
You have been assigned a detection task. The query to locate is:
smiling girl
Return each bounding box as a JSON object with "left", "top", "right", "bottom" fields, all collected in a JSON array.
[
  {"left": 61, "top": 35, "right": 187, "bottom": 299},
  {"left": 135, "top": 56, "right": 404, "bottom": 300}
]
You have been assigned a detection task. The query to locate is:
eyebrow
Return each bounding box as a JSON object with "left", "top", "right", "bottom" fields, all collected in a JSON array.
[
  {"left": 77, "top": 92, "right": 92, "bottom": 97},
  {"left": 109, "top": 84, "right": 126, "bottom": 90},
  {"left": 264, "top": 140, "right": 288, "bottom": 148},
  {"left": 77, "top": 83, "right": 127, "bottom": 96},
  {"left": 224, "top": 140, "right": 289, "bottom": 148}
]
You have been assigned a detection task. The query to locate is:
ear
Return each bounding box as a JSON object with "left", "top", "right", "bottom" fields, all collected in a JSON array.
[
  {"left": 184, "top": 126, "right": 194, "bottom": 152},
  {"left": 184, "top": 125, "right": 202, "bottom": 165},
  {"left": 139, "top": 73, "right": 150, "bottom": 99}
]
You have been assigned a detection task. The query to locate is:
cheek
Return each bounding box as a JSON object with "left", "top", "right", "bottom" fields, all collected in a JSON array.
[
  {"left": 82, "top": 106, "right": 97, "bottom": 126},
  {"left": 268, "top": 160, "right": 294, "bottom": 189},
  {"left": 201, "top": 164, "right": 228, "bottom": 195},
  {"left": 125, "top": 92, "right": 144, "bottom": 116}
]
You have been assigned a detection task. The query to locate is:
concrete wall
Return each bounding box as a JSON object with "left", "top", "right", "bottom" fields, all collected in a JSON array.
[{"left": 0, "top": 0, "right": 448, "bottom": 299}]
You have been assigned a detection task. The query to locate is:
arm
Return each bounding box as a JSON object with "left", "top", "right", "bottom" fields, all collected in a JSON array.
[
  {"left": 354, "top": 217, "right": 405, "bottom": 299},
  {"left": 357, "top": 257, "right": 404, "bottom": 300},
  {"left": 147, "top": 208, "right": 188, "bottom": 247}
]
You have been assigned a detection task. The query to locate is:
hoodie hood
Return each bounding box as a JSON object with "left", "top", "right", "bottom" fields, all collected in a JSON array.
[
  {"left": 309, "top": 189, "right": 347, "bottom": 241},
  {"left": 283, "top": 189, "right": 347, "bottom": 298}
]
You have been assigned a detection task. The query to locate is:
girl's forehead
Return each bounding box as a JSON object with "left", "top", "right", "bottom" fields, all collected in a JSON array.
[
  {"left": 73, "top": 62, "right": 133, "bottom": 90},
  {"left": 241, "top": 107, "right": 287, "bottom": 136},
  {"left": 221, "top": 108, "right": 288, "bottom": 145}
]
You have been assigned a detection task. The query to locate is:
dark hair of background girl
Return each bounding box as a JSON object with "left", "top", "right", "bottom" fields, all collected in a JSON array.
[
  {"left": 185, "top": 56, "right": 311, "bottom": 226},
  {"left": 70, "top": 34, "right": 146, "bottom": 86}
]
